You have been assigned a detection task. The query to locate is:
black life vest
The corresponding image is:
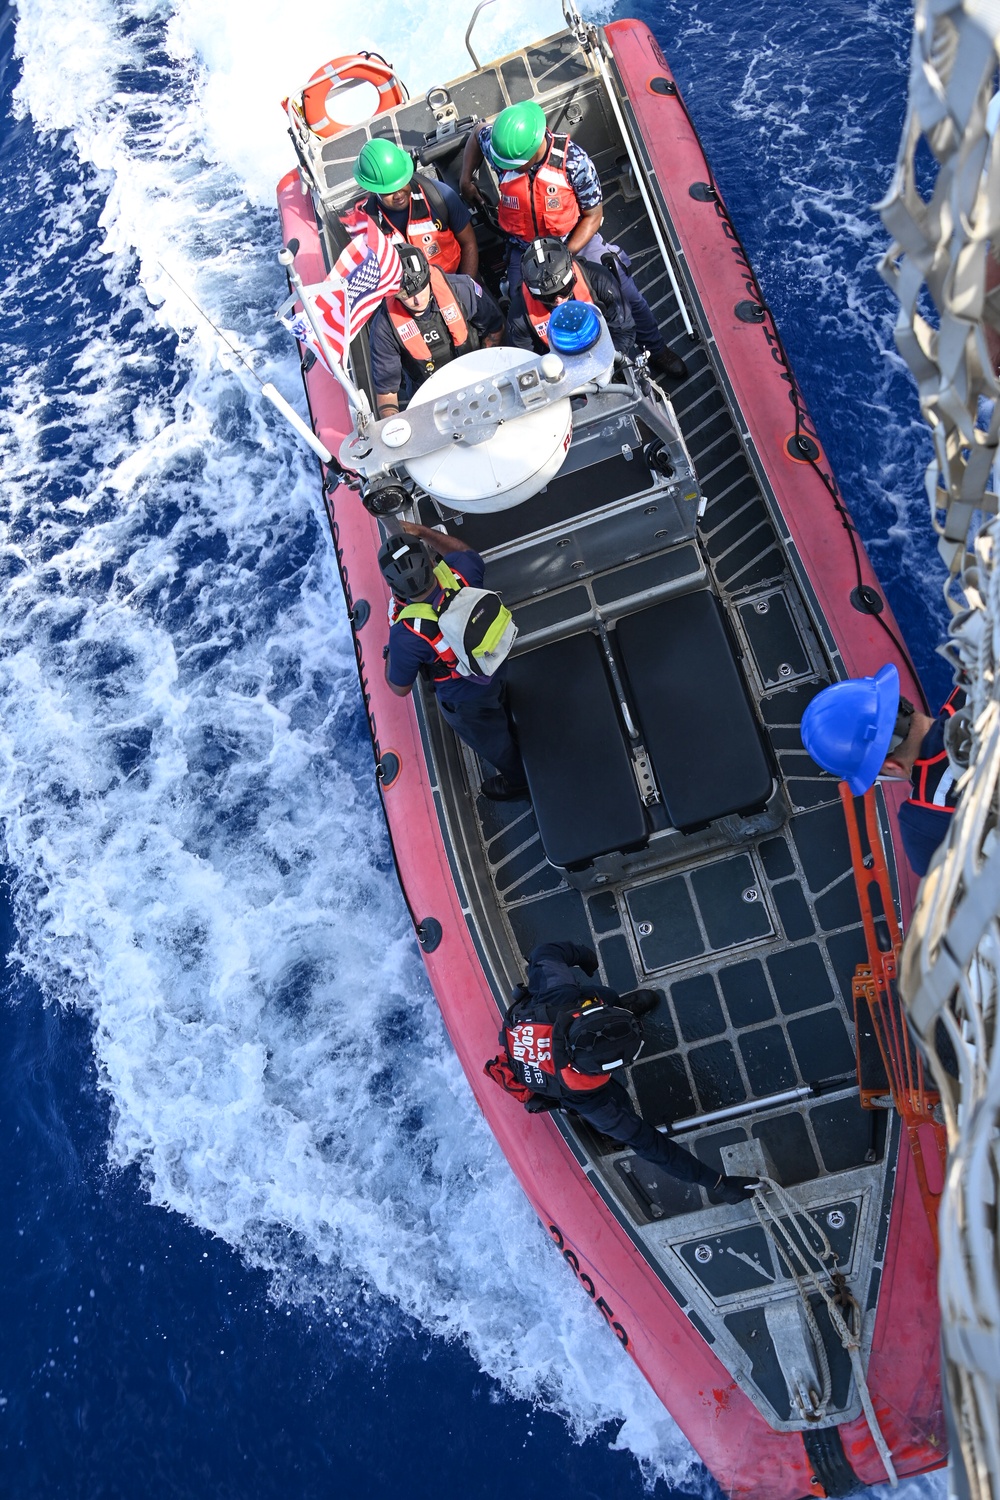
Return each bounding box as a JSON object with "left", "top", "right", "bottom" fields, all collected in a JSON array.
[
  {"left": 500, "top": 994, "right": 622, "bottom": 1102},
  {"left": 907, "top": 687, "right": 965, "bottom": 813}
]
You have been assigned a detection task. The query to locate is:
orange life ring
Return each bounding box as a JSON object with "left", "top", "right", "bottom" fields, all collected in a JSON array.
[{"left": 300, "top": 54, "right": 406, "bottom": 140}]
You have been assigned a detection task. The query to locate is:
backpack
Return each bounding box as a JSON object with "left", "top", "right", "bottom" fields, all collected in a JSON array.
[{"left": 399, "top": 559, "right": 517, "bottom": 677}]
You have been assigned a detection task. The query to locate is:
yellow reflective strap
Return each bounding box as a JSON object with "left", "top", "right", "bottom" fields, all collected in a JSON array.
[
  {"left": 432, "top": 559, "right": 462, "bottom": 592},
  {"left": 472, "top": 603, "right": 513, "bottom": 659},
  {"left": 396, "top": 602, "right": 438, "bottom": 623}
]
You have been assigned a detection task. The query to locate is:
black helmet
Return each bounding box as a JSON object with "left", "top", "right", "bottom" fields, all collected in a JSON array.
[
  {"left": 397, "top": 244, "right": 431, "bottom": 298},
  {"left": 566, "top": 1004, "right": 644, "bottom": 1075},
  {"left": 523, "top": 237, "right": 574, "bottom": 301},
  {"left": 378, "top": 535, "right": 435, "bottom": 599}
]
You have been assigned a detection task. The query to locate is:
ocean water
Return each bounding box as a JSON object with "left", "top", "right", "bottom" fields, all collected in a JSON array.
[{"left": 0, "top": 0, "right": 952, "bottom": 1496}]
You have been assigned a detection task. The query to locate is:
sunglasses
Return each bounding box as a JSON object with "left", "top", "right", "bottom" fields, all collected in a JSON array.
[{"left": 531, "top": 287, "right": 572, "bottom": 308}]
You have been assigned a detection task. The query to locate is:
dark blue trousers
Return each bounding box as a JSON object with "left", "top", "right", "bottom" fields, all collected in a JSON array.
[
  {"left": 576, "top": 235, "right": 665, "bottom": 353},
  {"left": 569, "top": 1080, "right": 720, "bottom": 1188},
  {"left": 438, "top": 681, "right": 525, "bottom": 784}
]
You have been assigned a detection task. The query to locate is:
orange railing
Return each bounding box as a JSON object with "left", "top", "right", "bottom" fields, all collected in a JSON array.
[{"left": 838, "top": 783, "right": 948, "bottom": 1250}]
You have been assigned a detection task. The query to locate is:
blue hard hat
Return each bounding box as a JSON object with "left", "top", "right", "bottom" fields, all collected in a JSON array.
[
  {"left": 800, "top": 664, "right": 900, "bottom": 795},
  {"left": 548, "top": 299, "right": 601, "bottom": 354}
]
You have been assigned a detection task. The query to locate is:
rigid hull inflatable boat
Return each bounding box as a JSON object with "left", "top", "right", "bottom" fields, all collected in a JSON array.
[{"left": 275, "top": 12, "right": 945, "bottom": 1496}]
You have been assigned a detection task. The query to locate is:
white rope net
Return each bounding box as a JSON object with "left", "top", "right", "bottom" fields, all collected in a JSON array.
[{"left": 877, "top": 5, "right": 1000, "bottom": 1496}]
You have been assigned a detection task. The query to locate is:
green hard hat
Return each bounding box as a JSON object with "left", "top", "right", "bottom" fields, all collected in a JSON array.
[
  {"left": 354, "top": 139, "right": 414, "bottom": 195},
  {"left": 489, "top": 101, "right": 547, "bottom": 170}
]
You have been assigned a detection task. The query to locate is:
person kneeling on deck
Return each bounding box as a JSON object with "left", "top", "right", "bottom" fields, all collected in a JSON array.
[
  {"left": 507, "top": 237, "right": 636, "bottom": 358},
  {"left": 381, "top": 521, "right": 529, "bottom": 803},
  {"left": 486, "top": 941, "right": 760, "bottom": 1204},
  {"left": 348, "top": 139, "right": 480, "bottom": 278},
  {"left": 369, "top": 245, "right": 505, "bottom": 419},
  {"left": 459, "top": 100, "right": 686, "bottom": 381},
  {"left": 800, "top": 663, "right": 966, "bottom": 876}
]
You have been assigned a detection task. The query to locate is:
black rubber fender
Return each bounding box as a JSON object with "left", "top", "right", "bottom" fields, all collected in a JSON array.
[{"left": 801, "top": 1427, "right": 864, "bottom": 1497}]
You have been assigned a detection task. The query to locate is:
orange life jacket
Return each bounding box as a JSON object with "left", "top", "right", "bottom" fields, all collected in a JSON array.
[
  {"left": 385, "top": 265, "right": 471, "bottom": 373},
  {"left": 497, "top": 133, "right": 580, "bottom": 242},
  {"left": 343, "top": 177, "right": 462, "bottom": 273},
  {"left": 520, "top": 261, "right": 595, "bottom": 347},
  {"left": 908, "top": 688, "right": 964, "bottom": 813}
]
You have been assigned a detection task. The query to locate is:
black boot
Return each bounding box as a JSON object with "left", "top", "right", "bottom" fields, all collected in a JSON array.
[
  {"left": 648, "top": 346, "right": 688, "bottom": 382},
  {"left": 480, "top": 774, "right": 531, "bottom": 802},
  {"left": 618, "top": 988, "right": 662, "bottom": 1017}
]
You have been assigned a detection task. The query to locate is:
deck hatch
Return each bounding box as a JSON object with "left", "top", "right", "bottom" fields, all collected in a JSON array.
[
  {"left": 625, "top": 853, "right": 774, "bottom": 972},
  {"left": 737, "top": 589, "right": 811, "bottom": 688}
]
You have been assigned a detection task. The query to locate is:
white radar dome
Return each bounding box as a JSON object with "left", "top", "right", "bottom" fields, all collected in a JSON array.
[{"left": 403, "top": 348, "right": 572, "bottom": 513}]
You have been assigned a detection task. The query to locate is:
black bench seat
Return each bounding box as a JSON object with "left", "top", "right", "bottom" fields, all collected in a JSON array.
[
  {"left": 615, "top": 590, "right": 773, "bottom": 831},
  {"left": 507, "top": 633, "right": 648, "bottom": 869}
]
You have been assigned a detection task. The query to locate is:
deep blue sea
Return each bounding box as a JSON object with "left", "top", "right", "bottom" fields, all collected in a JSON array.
[{"left": 0, "top": 0, "right": 952, "bottom": 1496}]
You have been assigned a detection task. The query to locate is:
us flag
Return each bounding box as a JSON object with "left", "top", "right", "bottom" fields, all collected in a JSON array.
[{"left": 290, "top": 219, "right": 402, "bottom": 371}]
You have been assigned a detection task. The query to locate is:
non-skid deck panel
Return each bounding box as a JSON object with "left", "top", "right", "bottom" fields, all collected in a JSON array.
[{"left": 485, "top": 789, "right": 870, "bottom": 1213}]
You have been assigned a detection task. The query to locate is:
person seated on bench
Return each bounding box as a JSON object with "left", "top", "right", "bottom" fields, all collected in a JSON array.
[
  {"left": 381, "top": 521, "right": 528, "bottom": 803},
  {"left": 487, "top": 940, "right": 760, "bottom": 1203},
  {"left": 369, "top": 245, "right": 505, "bottom": 420},
  {"left": 507, "top": 237, "right": 636, "bottom": 357},
  {"left": 347, "top": 139, "right": 480, "bottom": 277},
  {"left": 459, "top": 101, "right": 686, "bottom": 380}
]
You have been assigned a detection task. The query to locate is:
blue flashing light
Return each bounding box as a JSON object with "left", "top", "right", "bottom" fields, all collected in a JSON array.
[{"left": 547, "top": 300, "right": 602, "bottom": 355}]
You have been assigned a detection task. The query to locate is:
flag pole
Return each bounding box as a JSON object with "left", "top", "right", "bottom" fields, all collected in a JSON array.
[
  {"left": 278, "top": 244, "right": 372, "bottom": 429},
  {"left": 156, "top": 259, "right": 334, "bottom": 464}
]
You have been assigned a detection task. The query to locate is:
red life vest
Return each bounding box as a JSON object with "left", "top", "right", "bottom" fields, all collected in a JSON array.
[
  {"left": 520, "top": 261, "right": 595, "bottom": 348},
  {"left": 907, "top": 687, "right": 965, "bottom": 813},
  {"left": 502, "top": 996, "right": 614, "bottom": 1101},
  {"left": 497, "top": 133, "right": 580, "bottom": 242},
  {"left": 385, "top": 265, "right": 471, "bottom": 374},
  {"left": 343, "top": 177, "right": 462, "bottom": 273}
]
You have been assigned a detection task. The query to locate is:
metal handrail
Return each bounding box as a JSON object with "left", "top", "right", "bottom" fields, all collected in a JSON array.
[{"left": 464, "top": 0, "right": 498, "bottom": 70}]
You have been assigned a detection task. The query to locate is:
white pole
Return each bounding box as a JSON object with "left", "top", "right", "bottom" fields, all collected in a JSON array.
[
  {"left": 592, "top": 40, "right": 695, "bottom": 340},
  {"left": 260, "top": 383, "right": 333, "bottom": 463}
]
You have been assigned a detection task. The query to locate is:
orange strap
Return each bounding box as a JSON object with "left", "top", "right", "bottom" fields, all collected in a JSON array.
[{"left": 839, "top": 783, "right": 947, "bottom": 1251}]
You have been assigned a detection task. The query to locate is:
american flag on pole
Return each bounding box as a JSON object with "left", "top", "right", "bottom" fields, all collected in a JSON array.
[{"left": 287, "top": 219, "right": 402, "bottom": 372}]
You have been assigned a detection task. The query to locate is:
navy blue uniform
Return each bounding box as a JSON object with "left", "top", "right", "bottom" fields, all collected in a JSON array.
[
  {"left": 897, "top": 688, "right": 965, "bottom": 876},
  {"left": 522, "top": 942, "right": 724, "bottom": 1191},
  {"left": 386, "top": 549, "right": 524, "bottom": 785},
  {"left": 368, "top": 274, "right": 504, "bottom": 402},
  {"left": 506, "top": 257, "right": 635, "bottom": 358}
]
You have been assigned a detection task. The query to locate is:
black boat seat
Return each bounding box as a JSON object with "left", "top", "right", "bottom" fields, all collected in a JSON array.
[
  {"left": 507, "top": 633, "right": 647, "bottom": 868},
  {"left": 616, "top": 590, "right": 772, "bottom": 831}
]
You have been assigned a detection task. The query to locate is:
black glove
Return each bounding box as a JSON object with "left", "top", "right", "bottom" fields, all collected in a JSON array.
[
  {"left": 524, "top": 1095, "right": 560, "bottom": 1114},
  {"left": 708, "top": 1174, "right": 761, "bottom": 1205},
  {"left": 578, "top": 949, "right": 600, "bottom": 977}
]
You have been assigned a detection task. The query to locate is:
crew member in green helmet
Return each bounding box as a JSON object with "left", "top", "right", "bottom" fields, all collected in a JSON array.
[
  {"left": 460, "top": 101, "right": 686, "bottom": 381},
  {"left": 346, "top": 139, "right": 480, "bottom": 277}
]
